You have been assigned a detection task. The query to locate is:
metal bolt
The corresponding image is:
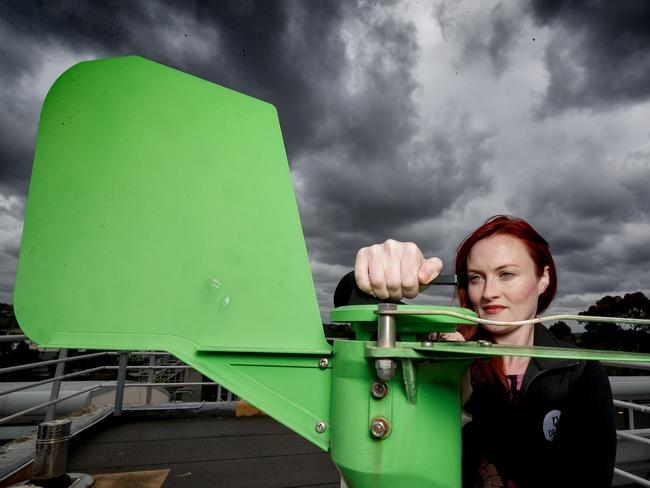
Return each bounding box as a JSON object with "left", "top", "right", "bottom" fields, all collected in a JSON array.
[
  {"left": 315, "top": 421, "right": 327, "bottom": 433},
  {"left": 369, "top": 417, "right": 390, "bottom": 439},
  {"left": 421, "top": 340, "right": 434, "bottom": 347},
  {"left": 318, "top": 358, "right": 329, "bottom": 369},
  {"left": 477, "top": 339, "right": 492, "bottom": 347},
  {"left": 371, "top": 380, "right": 388, "bottom": 399}
]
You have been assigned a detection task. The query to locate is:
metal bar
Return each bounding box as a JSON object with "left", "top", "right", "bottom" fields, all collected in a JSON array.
[
  {"left": 614, "top": 468, "right": 650, "bottom": 487},
  {"left": 113, "top": 352, "right": 128, "bottom": 417},
  {"left": 103, "top": 365, "right": 191, "bottom": 370},
  {"left": 628, "top": 408, "right": 635, "bottom": 430},
  {"left": 603, "top": 361, "right": 650, "bottom": 371},
  {"left": 121, "top": 382, "right": 217, "bottom": 387},
  {"left": 0, "top": 335, "right": 27, "bottom": 342},
  {"left": 0, "top": 351, "right": 109, "bottom": 374},
  {"left": 614, "top": 399, "right": 650, "bottom": 414},
  {"left": 0, "top": 386, "right": 102, "bottom": 425},
  {"left": 617, "top": 431, "right": 650, "bottom": 446},
  {"left": 145, "top": 354, "right": 155, "bottom": 404},
  {"left": 45, "top": 349, "right": 68, "bottom": 421},
  {"left": 0, "top": 367, "right": 106, "bottom": 397}
]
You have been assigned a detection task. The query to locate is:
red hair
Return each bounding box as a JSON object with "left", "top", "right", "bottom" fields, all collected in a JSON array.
[{"left": 454, "top": 215, "right": 557, "bottom": 391}]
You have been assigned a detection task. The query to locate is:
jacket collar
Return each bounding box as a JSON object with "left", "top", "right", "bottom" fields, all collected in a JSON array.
[{"left": 523, "top": 323, "right": 578, "bottom": 382}]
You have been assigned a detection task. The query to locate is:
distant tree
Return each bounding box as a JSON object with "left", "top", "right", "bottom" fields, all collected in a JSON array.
[
  {"left": 578, "top": 292, "right": 650, "bottom": 352},
  {"left": 549, "top": 321, "right": 575, "bottom": 344}
]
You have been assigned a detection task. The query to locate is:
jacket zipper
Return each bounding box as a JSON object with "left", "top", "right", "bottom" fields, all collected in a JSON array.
[{"left": 519, "top": 361, "right": 580, "bottom": 401}]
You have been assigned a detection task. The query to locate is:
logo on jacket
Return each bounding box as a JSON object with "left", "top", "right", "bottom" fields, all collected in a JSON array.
[{"left": 543, "top": 409, "right": 561, "bottom": 441}]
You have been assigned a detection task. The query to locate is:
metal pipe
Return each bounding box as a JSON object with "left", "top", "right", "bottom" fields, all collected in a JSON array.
[
  {"left": 0, "top": 386, "right": 102, "bottom": 425},
  {"left": 145, "top": 354, "right": 156, "bottom": 405},
  {"left": 31, "top": 419, "right": 72, "bottom": 482},
  {"left": 617, "top": 430, "right": 650, "bottom": 446},
  {"left": 0, "top": 335, "right": 27, "bottom": 342},
  {"left": 375, "top": 303, "right": 397, "bottom": 381},
  {"left": 614, "top": 468, "right": 650, "bottom": 487},
  {"left": 614, "top": 399, "right": 650, "bottom": 414},
  {"left": 0, "top": 367, "right": 105, "bottom": 397},
  {"left": 45, "top": 349, "right": 68, "bottom": 421},
  {"left": 603, "top": 361, "right": 650, "bottom": 371},
  {"left": 0, "top": 351, "right": 108, "bottom": 375},
  {"left": 113, "top": 352, "right": 129, "bottom": 416}
]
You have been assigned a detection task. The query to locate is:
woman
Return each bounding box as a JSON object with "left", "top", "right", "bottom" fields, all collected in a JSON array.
[{"left": 335, "top": 215, "right": 616, "bottom": 488}]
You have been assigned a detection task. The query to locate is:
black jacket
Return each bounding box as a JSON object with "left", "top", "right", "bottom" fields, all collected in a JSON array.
[
  {"left": 334, "top": 272, "right": 616, "bottom": 487},
  {"left": 463, "top": 324, "right": 616, "bottom": 488}
]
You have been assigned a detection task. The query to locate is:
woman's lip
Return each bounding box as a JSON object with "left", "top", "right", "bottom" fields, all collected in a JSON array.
[{"left": 483, "top": 305, "right": 506, "bottom": 314}]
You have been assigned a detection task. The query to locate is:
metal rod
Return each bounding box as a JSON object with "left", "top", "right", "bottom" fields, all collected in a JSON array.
[
  {"left": 614, "top": 468, "right": 650, "bottom": 487},
  {"left": 103, "top": 365, "right": 191, "bottom": 370},
  {"left": 0, "top": 351, "right": 109, "bottom": 375},
  {"left": 617, "top": 430, "right": 650, "bottom": 445},
  {"left": 113, "top": 352, "right": 128, "bottom": 417},
  {"left": 121, "top": 382, "right": 217, "bottom": 387},
  {"left": 377, "top": 303, "right": 397, "bottom": 348},
  {"left": 146, "top": 354, "right": 156, "bottom": 405},
  {"left": 0, "top": 366, "right": 106, "bottom": 397},
  {"left": 602, "top": 361, "right": 650, "bottom": 371},
  {"left": 614, "top": 399, "right": 650, "bottom": 414},
  {"left": 0, "top": 335, "right": 27, "bottom": 342},
  {"left": 0, "top": 386, "right": 102, "bottom": 425},
  {"left": 45, "top": 349, "right": 68, "bottom": 421}
]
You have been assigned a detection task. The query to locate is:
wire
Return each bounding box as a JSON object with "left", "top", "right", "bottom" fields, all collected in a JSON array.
[{"left": 381, "top": 309, "right": 650, "bottom": 328}]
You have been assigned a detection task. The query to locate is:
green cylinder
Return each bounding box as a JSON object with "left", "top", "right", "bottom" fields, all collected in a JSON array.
[{"left": 331, "top": 340, "right": 472, "bottom": 487}]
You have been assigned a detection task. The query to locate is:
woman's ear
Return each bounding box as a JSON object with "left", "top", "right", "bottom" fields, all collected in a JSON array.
[{"left": 538, "top": 265, "right": 550, "bottom": 295}]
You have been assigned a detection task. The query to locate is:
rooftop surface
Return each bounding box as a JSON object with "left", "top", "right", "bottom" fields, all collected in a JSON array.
[{"left": 66, "top": 415, "right": 340, "bottom": 488}]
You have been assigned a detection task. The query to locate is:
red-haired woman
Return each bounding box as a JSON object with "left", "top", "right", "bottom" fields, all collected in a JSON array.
[{"left": 335, "top": 215, "right": 616, "bottom": 488}]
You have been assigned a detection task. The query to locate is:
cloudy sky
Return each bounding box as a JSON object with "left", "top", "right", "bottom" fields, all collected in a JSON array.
[{"left": 1, "top": 0, "right": 649, "bottom": 323}]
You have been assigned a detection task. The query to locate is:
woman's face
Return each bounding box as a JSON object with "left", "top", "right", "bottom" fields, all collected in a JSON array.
[{"left": 466, "top": 234, "right": 549, "bottom": 335}]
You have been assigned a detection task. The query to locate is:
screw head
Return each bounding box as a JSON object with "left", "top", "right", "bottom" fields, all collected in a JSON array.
[
  {"left": 371, "top": 380, "right": 388, "bottom": 399},
  {"left": 369, "top": 417, "right": 390, "bottom": 439},
  {"left": 477, "top": 339, "right": 492, "bottom": 347},
  {"left": 318, "top": 358, "right": 329, "bottom": 369},
  {"left": 315, "top": 421, "right": 327, "bottom": 433},
  {"left": 420, "top": 340, "right": 434, "bottom": 347}
]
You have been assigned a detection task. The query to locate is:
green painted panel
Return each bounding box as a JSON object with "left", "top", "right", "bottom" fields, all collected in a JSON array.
[{"left": 14, "top": 56, "right": 329, "bottom": 354}]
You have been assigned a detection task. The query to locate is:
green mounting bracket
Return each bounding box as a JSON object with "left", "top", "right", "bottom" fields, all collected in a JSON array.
[{"left": 13, "top": 56, "right": 650, "bottom": 488}]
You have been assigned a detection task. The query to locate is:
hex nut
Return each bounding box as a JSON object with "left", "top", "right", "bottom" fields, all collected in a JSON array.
[{"left": 369, "top": 417, "right": 390, "bottom": 439}]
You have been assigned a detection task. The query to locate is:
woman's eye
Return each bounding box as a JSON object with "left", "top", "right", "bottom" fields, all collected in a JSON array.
[
  {"left": 499, "top": 271, "right": 514, "bottom": 280},
  {"left": 468, "top": 274, "right": 483, "bottom": 283}
]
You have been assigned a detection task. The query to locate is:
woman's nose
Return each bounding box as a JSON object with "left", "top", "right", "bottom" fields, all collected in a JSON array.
[{"left": 482, "top": 276, "right": 501, "bottom": 299}]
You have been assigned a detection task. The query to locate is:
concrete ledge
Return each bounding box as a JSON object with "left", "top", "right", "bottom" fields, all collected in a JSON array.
[{"left": 0, "top": 405, "right": 114, "bottom": 487}]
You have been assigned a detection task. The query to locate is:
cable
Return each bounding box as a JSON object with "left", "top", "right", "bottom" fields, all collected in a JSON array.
[{"left": 381, "top": 309, "right": 650, "bottom": 328}]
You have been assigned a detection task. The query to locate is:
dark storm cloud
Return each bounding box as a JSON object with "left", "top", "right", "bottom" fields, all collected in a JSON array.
[
  {"left": 531, "top": 0, "right": 650, "bottom": 113},
  {"left": 0, "top": 1, "right": 348, "bottom": 193}
]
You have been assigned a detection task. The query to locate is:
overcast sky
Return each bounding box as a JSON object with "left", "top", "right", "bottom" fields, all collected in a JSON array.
[{"left": 1, "top": 0, "right": 649, "bottom": 323}]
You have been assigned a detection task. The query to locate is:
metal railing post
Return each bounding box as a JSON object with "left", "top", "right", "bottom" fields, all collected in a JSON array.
[
  {"left": 114, "top": 352, "right": 128, "bottom": 416},
  {"left": 145, "top": 353, "right": 155, "bottom": 405},
  {"left": 45, "top": 349, "right": 68, "bottom": 421}
]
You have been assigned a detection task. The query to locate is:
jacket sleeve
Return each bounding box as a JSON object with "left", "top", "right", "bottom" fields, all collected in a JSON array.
[
  {"left": 333, "top": 270, "right": 382, "bottom": 307},
  {"left": 554, "top": 361, "right": 616, "bottom": 487}
]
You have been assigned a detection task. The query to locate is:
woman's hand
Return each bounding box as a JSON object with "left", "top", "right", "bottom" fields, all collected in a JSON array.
[{"left": 354, "top": 239, "right": 443, "bottom": 301}]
